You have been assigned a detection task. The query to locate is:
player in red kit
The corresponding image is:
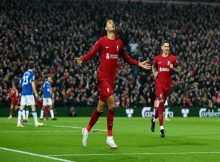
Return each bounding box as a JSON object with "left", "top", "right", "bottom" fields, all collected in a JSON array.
[
  {"left": 8, "top": 83, "right": 19, "bottom": 119},
  {"left": 76, "top": 19, "right": 151, "bottom": 148},
  {"left": 151, "top": 40, "right": 181, "bottom": 137}
]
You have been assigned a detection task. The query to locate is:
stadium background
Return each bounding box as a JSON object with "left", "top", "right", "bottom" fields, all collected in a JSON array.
[
  {"left": 0, "top": 1, "right": 220, "bottom": 162},
  {"left": 0, "top": 0, "right": 219, "bottom": 117}
]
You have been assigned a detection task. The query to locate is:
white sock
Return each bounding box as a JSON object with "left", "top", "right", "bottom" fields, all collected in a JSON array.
[
  {"left": 160, "top": 126, "right": 164, "bottom": 130},
  {"left": 50, "top": 109, "right": 54, "bottom": 118},
  {"left": 40, "top": 109, "right": 44, "bottom": 119},
  {"left": 17, "top": 110, "right": 23, "bottom": 124},
  {"left": 26, "top": 110, "right": 29, "bottom": 120},
  {"left": 153, "top": 117, "right": 156, "bottom": 122},
  {"left": 107, "top": 136, "right": 113, "bottom": 139},
  {"left": 32, "top": 111, "right": 38, "bottom": 125},
  {"left": 22, "top": 110, "right": 26, "bottom": 120}
]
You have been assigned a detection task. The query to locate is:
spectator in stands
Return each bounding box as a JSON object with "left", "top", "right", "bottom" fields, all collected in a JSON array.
[{"left": 0, "top": 0, "right": 219, "bottom": 108}]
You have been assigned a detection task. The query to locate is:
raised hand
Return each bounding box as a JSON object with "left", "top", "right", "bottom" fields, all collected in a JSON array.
[
  {"left": 76, "top": 56, "right": 83, "bottom": 65},
  {"left": 138, "top": 60, "right": 151, "bottom": 70}
]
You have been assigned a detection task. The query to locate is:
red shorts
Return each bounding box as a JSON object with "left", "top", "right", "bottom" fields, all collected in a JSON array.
[
  {"left": 98, "top": 79, "right": 114, "bottom": 102},
  {"left": 156, "top": 83, "right": 170, "bottom": 102},
  {"left": 11, "top": 100, "right": 19, "bottom": 106}
]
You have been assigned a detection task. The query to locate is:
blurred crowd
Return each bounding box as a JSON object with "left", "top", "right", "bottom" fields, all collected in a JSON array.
[{"left": 0, "top": 0, "right": 219, "bottom": 108}]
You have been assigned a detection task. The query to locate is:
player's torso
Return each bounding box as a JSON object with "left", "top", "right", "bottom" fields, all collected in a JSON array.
[
  {"left": 43, "top": 82, "right": 51, "bottom": 98},
  {"left": 11, "top": 88, "right": 19, "bottom": 100},
  {"left": 156, "top": 54, "right": 175, "bottom": 87},
  {"left": 21, "top": 70, "right": 34, "bottom": 95},
  {"left": 98, "top": 37, "right": 121, "bottom": 81}
]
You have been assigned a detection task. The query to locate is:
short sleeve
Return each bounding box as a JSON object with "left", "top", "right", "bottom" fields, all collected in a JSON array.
[
  {"left": 172, "top": 56, "right": 179, "bottom": 66},
  {"left": 30, "top": 72, "right": 35, "bottom": 81},
  {"left": 153, "top": 57, "right": 158, "bottom": 66}
]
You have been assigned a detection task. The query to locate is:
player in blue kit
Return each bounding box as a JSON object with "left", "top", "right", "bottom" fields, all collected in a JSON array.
[
  {"left": 40, "top": 76, "right": 56, "bottom": 120},
  {"left": 17, "top": 63, "right": 43, "bottom": 127}
]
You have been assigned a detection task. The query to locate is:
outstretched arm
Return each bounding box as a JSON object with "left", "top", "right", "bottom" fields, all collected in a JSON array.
[
  {"left": 120, "top": 50, "right": 151, "bottom": 70},
  {"left": 120, "top": 51, "right": 138, "bottom": 65},
  {"left": 76, "top": 40, "right": 100, "bottom": 64},
  {"left": 138, "top": 60, "right": 151, "bottom": 70}
]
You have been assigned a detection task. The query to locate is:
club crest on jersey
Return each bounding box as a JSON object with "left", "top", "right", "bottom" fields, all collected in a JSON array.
[{"left": 106, "top": 53, "right": 110, "bottom": 59}]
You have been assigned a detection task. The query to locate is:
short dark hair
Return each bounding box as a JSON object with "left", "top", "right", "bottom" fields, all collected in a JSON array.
[
  {"left": 161, "top": 40, "right": 169, "bottom": 46},
  {"left": 47, "top": 74, "right": 52, "bottom": 78},
  {"left": 101, "top": 19, "right": 111, "bottom": 36},
  {"left": 28, "top": 62, "right": 34, "bottom": 69}
]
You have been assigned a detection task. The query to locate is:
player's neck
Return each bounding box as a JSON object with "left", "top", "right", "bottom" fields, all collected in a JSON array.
[
  {"left": 162, "top": 53, "right": 169, "bottom": 57},
  {"left": 107, "top": 32, "right": 115, "bottom": 40}
]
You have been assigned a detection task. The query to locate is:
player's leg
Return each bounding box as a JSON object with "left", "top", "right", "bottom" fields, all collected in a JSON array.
[
  {"left": 158, "top": 89, "right": 171, "bottom": 137},
  {"left": 17, "top": 96, "right": 27, "bottom": 127},
  {"left": 31, "top": 105, "right": 43, "bottom": 127},
  {"left": 8, "top": 104, "right": 14, "bottom": 119},
  {"left": 152, "top": 83, "right": 166, "bottom": 136},
  {"left": 40, "top": 107, "right": 44, "bottom": 120},
  {"left": 157, "top": 99, "right": 165, "bottom": 137},
  {"left": 159, "top": 91, "right": 170, "bottom": 136},
  {"left": 151, "top": 99, "right": 160, "bottom": 132},
  {"left": 25, "top": 107, "right": 29, "bottom": 122},
  {"left": 106, "top": 95, "right": 117, "bottom": 148},
  {"left": 87, "top": 100, "right": 105, "bottom": 131},
  {"left": 44, "top": 106, "right": 49, "bottom": 120},
  {"left": 42, "top": 98, "right": 49, "bottom": 120},
  {"left": 82, "top": 99, "right": 106, "bottom": 148},
  {"left": 22, "top": 107, "right": 26, "bottom": 122},
  {"left": 49, "top": 106, "right": 55, "bottom": 119},
  {"left": 106, "top": 95, "right": 115, "bottom": 137},
  {"left": 17, "top": 96, "right": 26, "bottom": 127},
  {"left": 48, "top": 98, "right": 56, "bottom": 120},
  {"left": 17, "top": 105, "right": 25, "bottom": 127},
  {"left": 28, "top": 95, "right": 43, "bottom": 127},
  {"left": 84, "top": 79, "right": 108, "bottom": 132}
]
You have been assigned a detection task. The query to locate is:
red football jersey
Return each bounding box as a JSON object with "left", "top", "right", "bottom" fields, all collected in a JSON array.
[
  {"left": 10, "top": 88, "right": 19, "bottom": 102},
  {"left": 153, "top": 54, "right": 178, "bottom": 89},
  {"left": 83, "top": 36, "right": 138, "bottom": 84}
]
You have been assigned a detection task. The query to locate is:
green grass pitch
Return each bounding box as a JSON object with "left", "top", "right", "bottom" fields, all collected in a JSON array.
[{"left": 0, "top": 117, "right": 220, "bottom": 162}]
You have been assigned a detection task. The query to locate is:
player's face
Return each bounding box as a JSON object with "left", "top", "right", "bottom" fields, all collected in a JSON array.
[
  {"left": 161, "top": 43, "right": 170, "bottom": 54},
  {"left": 48, "top": 77, "right": 53, "bottom": 83},
  {"left": 105, "top": 20, "right": 116, "bottom": 32}
]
